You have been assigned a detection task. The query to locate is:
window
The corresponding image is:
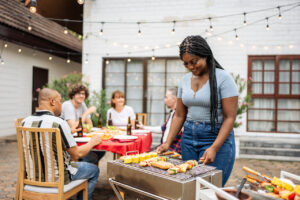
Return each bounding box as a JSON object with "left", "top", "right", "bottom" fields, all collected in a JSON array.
[
  {"left": 103, "top": 58, "right": 186, "bottom": 126},
  {"left": 247, "top": 56, "right": 300, "bottom": 133}
]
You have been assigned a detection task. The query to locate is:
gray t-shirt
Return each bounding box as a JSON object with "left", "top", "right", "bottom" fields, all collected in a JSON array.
[
  {"left": 61, "top": 100, "right": 90, "bottom": 121},
  {"left": 178, "top": 69, "right": 238, "bottom": 122}
]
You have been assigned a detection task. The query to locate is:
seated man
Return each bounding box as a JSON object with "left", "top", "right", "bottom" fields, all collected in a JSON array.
[
  {"left": 146, "top": 88, "right": 182, "bottom": 153},
  {"left": 22, "top": 88, "right": 101, "bottom": 200},
  {"left": 61, "top": 84, "right": 105, "bottom": 165}
]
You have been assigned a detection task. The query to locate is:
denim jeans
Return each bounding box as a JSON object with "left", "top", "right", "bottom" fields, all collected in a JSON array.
[
  {"left": 71, "top": 161, "right": 100, "bottom": 200},
  {"left": 181, "top": 120, "right": 235, "bottom": 186}
]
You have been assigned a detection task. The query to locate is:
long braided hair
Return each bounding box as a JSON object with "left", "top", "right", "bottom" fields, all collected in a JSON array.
[{"left": 179, "top": 35, "right": 223, "bottom": 131}]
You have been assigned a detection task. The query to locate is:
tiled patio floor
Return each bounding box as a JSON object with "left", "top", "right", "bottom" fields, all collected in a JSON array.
[{"left": 1, "top": 136, "right": 299, "bottom": 200}]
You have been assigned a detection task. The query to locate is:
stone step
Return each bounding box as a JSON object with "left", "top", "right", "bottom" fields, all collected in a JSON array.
[{"left": 238, "top": 137, "right": 300, "bottom": 160}]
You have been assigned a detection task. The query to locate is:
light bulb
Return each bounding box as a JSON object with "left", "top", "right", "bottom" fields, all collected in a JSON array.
[
  {"left": 18, "top": 49, "right": 22, "bottom": 53},
  {"left": 1, "top": 59, "right": 4, "bottom": 65},
  {"left": 99, "top": 29, "right": 103, "bottom": 35},
  {"left": 4, "top": 44, "right": 8, "bottom": 48},
  {"left": 138, "top": 30, "right": 141, "bottom": 36},
  {"left": 266, "top": 24, "right": 269, "bottom": 30},
  {"left": 85, "top": 59, "right": 88, "bottom": 64},
  {"left": 77, "top": 0, "right": 85, "bottom": 4},
  {"left": 28, "top": 25, "right": 32, "bottom": 31},
  {"left": 67, "top": 59, "right": 70, "bottom": 63},
  {"left": 243, "top": 20, "right": 247, "bottom": 26},
  {"left": 64, "top": 27, "right": 68, "bottom": 34},
  {"left": 151, "top": 56, "right": 155, "bottom": 60},
  {"left": 210, "top": 25, "right": 213, "bottom": 32},
  {"left": 171, "top": 28, "right": 175, "bottom": 34},
  {"left": 127, "top": 58, "right": 131, "bottom": 62},
  {"left": 278, "top": 14, "right": 282, "bottom": 20},
  {"left": 49, "top": 56, "right": 52, "bottom": 61},
  {"left": 30, "top": 6, "right": 36, "bottom": 13},
  {"left": 106, "top": 60, "right": 110, "bottom": 65}
]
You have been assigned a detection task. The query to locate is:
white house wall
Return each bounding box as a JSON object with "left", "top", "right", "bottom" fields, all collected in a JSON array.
[
  {"left": 0, "top": 41, "right": 81, "bottom": 137},
  {"left": 83, "top": 0, "right": 300, "bottom": 159}
]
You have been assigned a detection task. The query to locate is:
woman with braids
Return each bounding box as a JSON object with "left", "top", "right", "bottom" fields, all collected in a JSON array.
[{"left": 157, "top": 35, "right": 238, "bottom": 186}]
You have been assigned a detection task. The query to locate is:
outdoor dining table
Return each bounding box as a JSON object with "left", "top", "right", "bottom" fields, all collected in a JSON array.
[{"left": 76, "top": 131, "right": 152, "bottom": 157}]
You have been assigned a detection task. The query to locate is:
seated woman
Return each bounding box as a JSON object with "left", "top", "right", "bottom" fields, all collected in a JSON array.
[{"left": 107, "top": 90, "right": 135, "bottom": 128}]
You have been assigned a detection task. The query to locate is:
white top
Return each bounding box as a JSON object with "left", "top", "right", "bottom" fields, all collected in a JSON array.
[
  {"left": 61, "top": 100, "right": 90, "bottom": 121},
  {"left": 107, "top": 105, "right": 135, "bottom": 126},
  {"left": 162, "top": 110, "right": 175, "bottom": 143}
]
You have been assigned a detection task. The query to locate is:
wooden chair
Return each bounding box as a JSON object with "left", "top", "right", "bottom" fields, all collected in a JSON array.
[
  {"left": 15, "top": 118, "right": 24, "bottom": 200},
  {"left": 137, "top": 113, "right": 147, "bottom": 126},
  {"left": 15, "top": 123, "right": 88, "bottom": 200}
]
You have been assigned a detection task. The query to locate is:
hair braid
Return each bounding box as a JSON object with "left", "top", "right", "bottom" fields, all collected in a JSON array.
[{"left": 179, "top": 35, "right": 223, "bottom": 132}]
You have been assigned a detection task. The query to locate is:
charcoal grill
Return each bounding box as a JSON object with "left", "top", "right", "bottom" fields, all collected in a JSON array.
[{"left": 107, "top": 158, "right": 222, "bottom": 200}]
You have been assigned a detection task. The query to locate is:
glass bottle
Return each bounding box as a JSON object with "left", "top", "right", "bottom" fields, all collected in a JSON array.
[
  {"left": 77, "top": 117, "right": 83, "bottom": 137},
  {"left": 127, "top": 116, "right": 132, "bottom": 135},
  {"left": 97, "top": 113, "right": 103, "bottom": 128},
  {"left": 135, "top": 114, "right": 139, "bottom": 130},
  {"left": 108, "top": 113, "right": 113, "bottom": 126}
]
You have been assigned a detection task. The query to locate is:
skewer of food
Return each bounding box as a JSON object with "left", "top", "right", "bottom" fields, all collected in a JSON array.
[{"left": 243, "top": 166, "right": 300, "bottom": 200}]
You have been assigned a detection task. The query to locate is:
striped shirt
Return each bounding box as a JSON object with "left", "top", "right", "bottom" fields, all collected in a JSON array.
[{"left": 22, "top": 110, "right": 78, "bottom": 184}]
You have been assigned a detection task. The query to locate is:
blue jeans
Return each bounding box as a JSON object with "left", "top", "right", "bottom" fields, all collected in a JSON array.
[
  {"left": 71, "top": 162, "right": 100, "bottom": 200},
  {"left": 181, "top": 120, "right": 235, "bottom": 186}
]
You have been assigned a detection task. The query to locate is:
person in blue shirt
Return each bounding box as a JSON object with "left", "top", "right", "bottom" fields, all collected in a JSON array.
[{"left": 157, "top": 35, "right": 238, "bottom": 186}]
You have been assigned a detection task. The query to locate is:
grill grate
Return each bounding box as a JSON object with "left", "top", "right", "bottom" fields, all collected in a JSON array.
[{"left": 114, "top": 158, "right": 216, "bottom": 181}]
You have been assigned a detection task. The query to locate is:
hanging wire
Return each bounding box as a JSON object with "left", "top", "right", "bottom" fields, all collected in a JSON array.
[
  {"left": 99, "top": 22, "right": 104, "bottom": 35},
  {"left": 266, "top": 17, "right": 270, "bottom": 30},
  {"left": 208, "top": 17, "right": 213, "bottom": 31},
  {"left": 171, "top": 21, "right": 176, "bottom": 34},
  {"left": 243, "top": 12, "right": 247, "bottom": 25},
  {"left": 277, "top": 6, "right": 282, "bottom": 19},
  {"left": 137, "top": 22, "right": 142, "bottom": 36}
]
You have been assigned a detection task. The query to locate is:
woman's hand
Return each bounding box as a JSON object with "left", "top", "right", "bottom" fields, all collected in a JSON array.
[
  {"left": 200, "top": 146, "right": 217, "bottom": 164},
  {"left": 156, "top": 143, "right": 170, "bottom": 154}
]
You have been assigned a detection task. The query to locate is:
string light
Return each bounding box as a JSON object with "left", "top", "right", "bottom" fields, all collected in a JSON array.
[
  {"left": 0, "top": 55, "right": 4, "bottom": 65},
  {"left": 64, "top": 27, "right": 68, "bottom": 35},
  {"left": 137, "top": 22, "right": 142, "bottom": 36},
  {"left": 127, "top": 58, "right": 131, "bottom": 62},
  {"left": 243, "top": 12, "right": 247, "bottom": 25},
  {"left": 234, "top": 29, "right": 239, "bottom": 40},
  {"left": 4, "top": 43, "right": 8, "bottom": 48},
  {"left": 289, "top": 44, "right": 294, "bottom": 49},
  {"left": 151, "top": 49, "right": 155, "bottom": 60},
  {"left": 28, "top": 16, "right": 32, "bottom": 31},
  {"left": 49, "top": 56, "right": 52, "bottom": 61},
  {"left": 277, "top": 6, "right": 282, "bottom": 20},
  {"left": 105, "top": 60, "right": 110, "bottom": 65},
  {"left": 29, "top": 0, "right": 37, "bottom": 13},
  {"left": 171, "top": 21, "right": 176, "bottom": 34},
  {"left": 99, "top": 22, "right": 104, "bottom": 36},
  {"left": 266, "top": 17, "right": 270, "bottom": 30},
  {"left": 67, "top": 53, "right": 70, "bottom": 63},
  {"left": 18, "top": 48, "right": 22, "bottom": 53},
  {"left": 77, "top": 0, "right": 85, "bottom": 5},
  {"left": 208, "top": 17, "right": 213, "bottom": 32},
  {"left": 85, "top": 54, "right": 89, "bottom": 64}
]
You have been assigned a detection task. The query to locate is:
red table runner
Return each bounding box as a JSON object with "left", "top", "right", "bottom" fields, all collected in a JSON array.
[{"left": 77, "top": 132, "right": 152, "bottom": 156}]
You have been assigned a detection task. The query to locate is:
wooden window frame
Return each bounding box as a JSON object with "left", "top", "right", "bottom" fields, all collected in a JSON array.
[
  {"left": 102, "top": 57, "right": 181, "bottom": 122},
  {"left": 247, "top": 55, "right": 300, "bottom": 133}
]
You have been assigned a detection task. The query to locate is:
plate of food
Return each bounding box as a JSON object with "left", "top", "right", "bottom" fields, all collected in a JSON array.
[
  {"left": 113, "top": 135, "right": 138, "bottom": 142},
  {"left": 132, "top": 130, "right": 149, "bottom": 135},
  {"left": 74, "top": 137, "right": 91, "bottom": 143}
]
